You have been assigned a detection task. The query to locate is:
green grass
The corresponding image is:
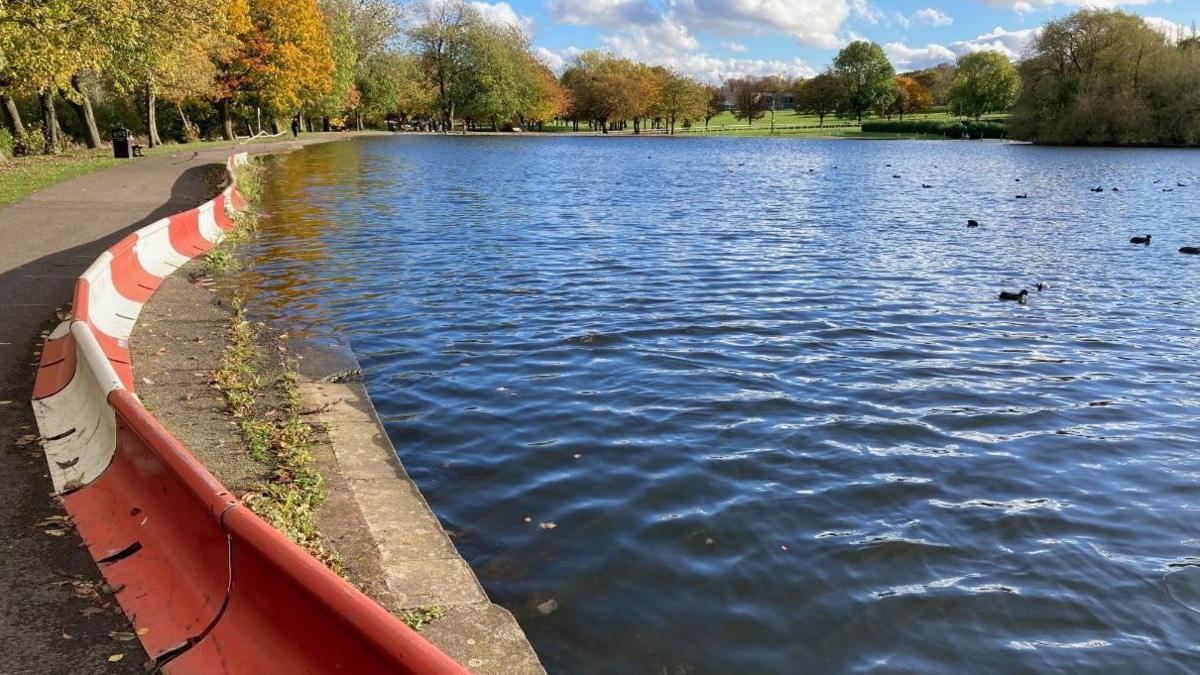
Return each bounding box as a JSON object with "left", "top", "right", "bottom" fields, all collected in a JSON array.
[
  {"left": 0, "top": 152, "right": 124, "bottom": 206},
  {"left": 538, "top": 108, "right": 1008, "bottom": 138},
  {"left": 0, "top": 133, "right": 353, "bottom": 207}
]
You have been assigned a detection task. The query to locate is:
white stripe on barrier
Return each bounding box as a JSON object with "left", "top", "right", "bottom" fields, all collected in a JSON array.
[
  {"left": 134, "top": 219, "right": 191, "bottom": 278},
  {"left": 72, "top": 321, "right": 126, "bottom": 395},
  {"left": 197, "top": 200, "right": 224, "bottom": 244},
  {"left": 33, "top": 322, "right": 120, "bottom": 492},
  {"left": 80, "top": 252, "right": 143, "bottom": 340}
]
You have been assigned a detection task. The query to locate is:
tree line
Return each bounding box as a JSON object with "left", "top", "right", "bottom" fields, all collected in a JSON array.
[{"left": 1, "top": 3, "right": 1195, "bottom": 155}]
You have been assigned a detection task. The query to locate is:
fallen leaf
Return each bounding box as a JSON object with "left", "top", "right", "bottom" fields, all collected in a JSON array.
[
  {"left": 538, "top": 522, "right": 557, "bottom": 530},
  {"left": 136, "top": 627, "right": 149, "bottom": 636},
  {"left": 62, "top": 632, "right": 73, "bottom": 640},
  {"left": 523, "top": 516, "right": 532, "bottom": 523},
  {"left": 141, "top": 377, "right": 154, "bottom": 385},
  {"left": 107, "top": 654, "right": 124, "bottom": 663},
  {"left": 43, "top": 529, "right": 66, "bottom": 537},
  {"left": 108, "top": 631, "right": 137, "bottom": 641}
]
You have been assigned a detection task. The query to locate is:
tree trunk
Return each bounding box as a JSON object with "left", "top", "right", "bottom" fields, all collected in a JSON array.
[
  {"left": 40, "top": 88, "right": 60, "bottom": 154},
  {"left": 2, "top": 91, "right": 26, "bottom": 137},
  {"left": 69, "top": 75, "right": 101, "bottom": 148},
  {"left": 356, "top": 114, "right": 363, "bottom": 131},
  {"left": 322, "top": 116, "right": 330, "bottom": 132},
  {"left": 219, "top": 98, "right": 234, "bottom": 140},
  {"left": 144, "top": 81, "right": 162, "bottom": 147}
]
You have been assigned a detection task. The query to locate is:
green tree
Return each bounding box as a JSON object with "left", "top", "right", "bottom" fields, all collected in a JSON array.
[
  {"left": 792, "top": 72, "right": 846, "bottom": 126},
  {"left": 703, "top": 85, "right": 723, "bottom": 129},
  {"left": 832, "top": 40, "right": 896, "bottom": 123},
  {"left": 948, "top": 51, "right": 1019, "bottom": 120},
  {"left": 1010, "top": 9, "right": 1170, "bottom": 145},
  {"left": 728, "top": 78, "right": 765, "bottom": 126}
]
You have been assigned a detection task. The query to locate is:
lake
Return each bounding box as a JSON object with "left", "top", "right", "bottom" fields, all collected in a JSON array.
[{"left": 236, "top": 135, "right": 1200, "bottom": 673}]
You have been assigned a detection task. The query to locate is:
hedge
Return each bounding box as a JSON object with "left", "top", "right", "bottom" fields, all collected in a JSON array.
[{"left": 861, "top": 119, "right": 1008, "bottom": 139}]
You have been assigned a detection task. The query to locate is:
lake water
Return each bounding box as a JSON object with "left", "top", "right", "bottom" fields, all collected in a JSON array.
[{"left": 238, "top": 136, "right": 1200, "bottom": 673}]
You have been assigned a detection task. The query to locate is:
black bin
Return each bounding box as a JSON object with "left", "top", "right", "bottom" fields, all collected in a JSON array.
[{"left": 112, "top": 125, "right": 131, "bottom": 159}]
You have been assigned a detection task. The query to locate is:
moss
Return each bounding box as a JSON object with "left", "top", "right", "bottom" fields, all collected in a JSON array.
[{"left": 400, "top": 606, "right": 446, "bottom": 632}]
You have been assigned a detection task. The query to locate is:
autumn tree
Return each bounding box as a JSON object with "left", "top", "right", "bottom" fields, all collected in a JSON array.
[
  {"left": 890, "top": 75, "right": 932, "bottom": 120},
  {"left": 793, "top": 72, "right": 846, "bottom": 126},
  {"left": 560, "top": 51, "right": 640, "bottom": 132},
  {"left": 948, "top": 51, "right": 1019, "bottom": 120},
  {"left": 657, "top": 71, "right": 707, "bottom": 134},
  {"left": 833, "top": 40, "right": 896, "bottom": 123},
  {"left": 704, "top": 85, "right": 724, "bottom": 129}
]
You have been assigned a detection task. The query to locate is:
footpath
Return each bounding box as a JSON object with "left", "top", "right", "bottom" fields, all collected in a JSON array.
[{"left": 0, "top": 134, "right": 353, "bottom": 673}]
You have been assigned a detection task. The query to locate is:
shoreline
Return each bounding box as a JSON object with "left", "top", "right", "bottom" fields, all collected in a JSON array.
[{"left": 128, "top": 148, "right": 543, "bottom": 673}]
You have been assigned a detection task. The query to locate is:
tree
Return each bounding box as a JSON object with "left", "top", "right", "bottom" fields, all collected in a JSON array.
[
  {"left": 728, "top": 78, "right": 765, "bottom": 126},
  {"left": 408, "top": 0, "right": 474, "bottom": 130},
  {"left": 832, "top": 40, "right": 896, "bottom": 123},
  {"left": 657, "top": 71, "right": 707, "bottom": 134},
  {"left": 793, "top": 73, "right": 846, "bottom": 126},
  {"left": 560, "top": 51, "right": 640, "bottom": 132},
  {"left": 891, "top": 75, "right": 932, "bottom": 120},
  {"left": 908, "top": 63, "right": 955, "bottom": 107},
  {"left": 704, "top": 85, "right": 723, "bottom": 129},
  {"left": 1010, "top": 9, "right": 1182, "bottom": 145},
  {"left": 948, "top": 51, "right": 1018, "bottom": 120}
]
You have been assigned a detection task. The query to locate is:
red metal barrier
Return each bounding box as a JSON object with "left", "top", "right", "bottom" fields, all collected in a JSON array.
[
  {"left": 39, "top": 152, "right": 473, "bottom": 673},
  {"left": 171, "top": 506, "right": 469, "bottom": 674},
  {"left": 65, "top": 390, "right": 236, "bottom": 658}
]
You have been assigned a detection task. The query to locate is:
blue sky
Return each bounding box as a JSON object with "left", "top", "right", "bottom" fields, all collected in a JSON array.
[{"left": 466, "top": 0, "right": 1199, "bottom": 82}]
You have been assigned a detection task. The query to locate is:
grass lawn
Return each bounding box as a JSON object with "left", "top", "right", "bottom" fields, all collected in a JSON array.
[
  {"left": 0, "top": 133, "right": 367, "bottom": 207},
  {"left": 537, "top": 108, "right": 1007, "bottom": 138}
]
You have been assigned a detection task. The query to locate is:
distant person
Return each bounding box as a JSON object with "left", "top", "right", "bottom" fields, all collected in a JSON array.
[{"left": 291, "top": 118, "right": 300, "bottom": 137}]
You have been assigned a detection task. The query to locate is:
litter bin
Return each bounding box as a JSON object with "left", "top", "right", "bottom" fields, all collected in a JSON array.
[{"left": 112, "top": 125, "right": 131, "bottom": 159}]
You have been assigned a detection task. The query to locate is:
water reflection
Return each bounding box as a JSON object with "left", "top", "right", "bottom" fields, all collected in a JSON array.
[{"left": 237, "top": 136, "right": 1200, "bottom": 674}]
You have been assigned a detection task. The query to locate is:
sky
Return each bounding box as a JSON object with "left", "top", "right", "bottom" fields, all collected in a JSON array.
[{"left": 464, "top": 0, "right": 1199, "bottom": 83}]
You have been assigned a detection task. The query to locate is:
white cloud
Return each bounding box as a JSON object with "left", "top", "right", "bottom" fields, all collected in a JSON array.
[
  {"left": 535, "top": 45, "right": 582, "bottom": 73},
  {"left": 884, "top": 41, "right": 957, "bottom": 69},
  {"left": 950, "top": 26, "right": 1038, "bottom": 60},
  {"left": 885, "top": 25, "right": 1038, "bottom": 70},
  {"left": 915, "top": 8, "right": 952, "bottom": 27},
  {"left": 671, "top": 0, "right": 854, "bottom": 49},
  {"left": 471, "top": 1, "right": 534, "bottom": 32},
  {"left": 723, "top": 41, "right": 748, "bottom": 52},
  {"left": 1145, "top": 16, "right": 1198, "bottom": 43},
  {"left": 980, "top": 0, "right": 1151, "bottom": 14}
]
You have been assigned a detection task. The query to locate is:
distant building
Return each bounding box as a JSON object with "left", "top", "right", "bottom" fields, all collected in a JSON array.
[{"left": 720, "top": 83, "right": 795, "bottom": 111}]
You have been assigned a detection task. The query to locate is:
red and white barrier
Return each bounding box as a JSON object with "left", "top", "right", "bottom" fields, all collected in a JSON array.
[{"left": 30, "top": 151, "right": 469, "bottom": 674}]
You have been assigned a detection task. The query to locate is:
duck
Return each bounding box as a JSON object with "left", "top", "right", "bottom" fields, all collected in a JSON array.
[
  {"left": 1036, "top": 281, "right": 1048, "bottom": 291},
  {"left": 999, "top": 289, "right": 1029, "bottom": 303},
  {"left": 967, "top": 219, "right": 980, "bottom": 228},
  {"left": 1163, "top": 188, "right": 1175, "bottom": 192},
  {"left": 1015, "top": 178, "right": 1021, "bottom": 182},
  {"left": 1130, "top": 234, "right": 1151, "bottom": 245},
  {"left": 1181, "top": 247, "right": 1200, "bottom": 255},
  {"left": 1179, "top": 182, "right": 1187, "bottom": 187},
  {"left": 892, "top": 174, "right": 902, "bottom": 178},
  {"left": 1015, "top": 193, "right": 1028, "bottom": 199},
  {"left": 1111, "top": 187, "right": 1120, "bottom": 192},
  {"left": 1090, "top": 186, "right": 1104, "bottom": 192},
  {"left": 922, "top": 183, "right": 933, "bottom": 188}
]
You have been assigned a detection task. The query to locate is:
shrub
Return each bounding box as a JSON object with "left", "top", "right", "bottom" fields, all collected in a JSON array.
[
  {"left": 0, "top": 128, "right": 12, "bottom": 157},
  {"left": 860, "top": 119, "right": 1007, "bottom": 139}
]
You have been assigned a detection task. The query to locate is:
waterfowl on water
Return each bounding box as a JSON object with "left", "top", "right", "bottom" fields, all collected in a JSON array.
[
  {"left": 1015, "top": 178, "right": 1021, "bottom": 182},
  {"left": 1179, "top": 182, "right": 1188, "bottom": 187},
  {"left": 1036, "top": 281, "right": 1048, "bottom": 291},
  {"left": 967, "top": 219, "right": 980, "bottom": 227},
  {"left": 1015, "top": 193, "right": 1028, "bottom": 199},
  {"left": 1112, "top": 187, "right": 1120, "bottom": 192},
  {"left": 1163, "top": 188, "right": 1175, "bottom": 192},
  {"left": 922, "top": 183, "right": 933, "bottom": 188},
  {"left": 1181, "top": 247, "right": 1200, "bottom": 255},
  {"left": 892, "top": 174, "right": 902, "bottom": 178},
  {"left": 1130, "top": 234, "right": 1152, "bottom": 245},
  {"left": 999, "top": 289, "right": 1029, "bottom": 303},
  {"left": 1090, "top": 186, "right": 1104, "bottom": 192}
]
